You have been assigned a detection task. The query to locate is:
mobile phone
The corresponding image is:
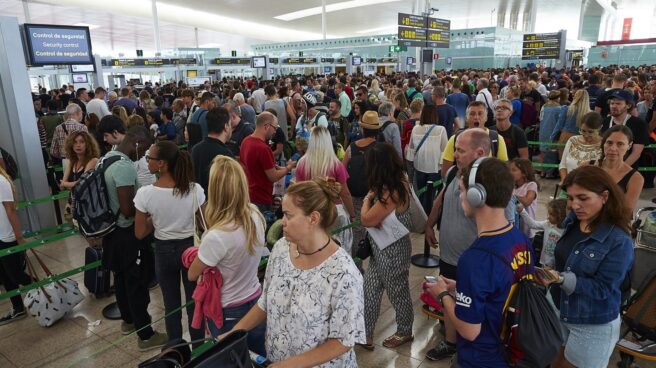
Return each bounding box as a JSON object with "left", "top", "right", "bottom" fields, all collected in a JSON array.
[
  {"left": 424, "top": 276, "right": 437, "bottom": 283},
  {"left": 535, "top": 267, "right": 559, "bottom": 282}
]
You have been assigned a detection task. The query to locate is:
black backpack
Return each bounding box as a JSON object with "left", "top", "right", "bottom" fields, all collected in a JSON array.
[
  {"left": 72, "top": 155, "right": 123, "bottom": 238},
  {"left": 474, "top": 247, "right": 564, "bottom": 368},
  {"left": 347, "top": 142, "right": 376, "bottom": 197},
  {"left": 376, "top": 121, "right": 393, "bottom": 143},
  {"left": 0, "top": 147, "right": 18, "bottom": 180}
]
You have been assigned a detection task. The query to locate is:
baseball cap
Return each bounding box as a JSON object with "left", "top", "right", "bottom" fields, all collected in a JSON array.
[
  {"left": 609, "top": 89, "right": 634, "bottom": 103},
  {"left": 360, "top": 111, "right": 381, "bottom": 130},
  {"left": 303, "top": 92, "right": 316, "bottom": 108}
]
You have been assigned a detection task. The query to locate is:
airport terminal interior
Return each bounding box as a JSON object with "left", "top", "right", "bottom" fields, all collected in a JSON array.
[{"left": 1, "top": 0, "right": 656, "bottom": 367}]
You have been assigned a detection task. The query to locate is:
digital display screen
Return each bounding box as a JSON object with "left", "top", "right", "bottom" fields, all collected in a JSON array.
[
  {"left": 71, "top": 64, "right": 95, "bottom": 72},
  {"left": 251, "top": 56, "right": 266, "bottom": 68},
  {"left": 324, "top": 66, "right": 332, "bottom": 73},
  {"left": 23, "top": 24, "right": 93, "bottom": 66},
  {"left": 407, "top": 57, "right": 415, "bottom": 65},
  {"left": 352, "top": 57, "right": 362, "bottom": 66},
  {"left": 72, "top": 73, "right": 88, "bottom": 83}
]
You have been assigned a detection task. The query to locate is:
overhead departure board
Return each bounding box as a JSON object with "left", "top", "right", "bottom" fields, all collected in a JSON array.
[
  {"left": 397, "top": 13, "right": 451, "bottom": 48},
  {"left": 521, "top": 32, "right": 562, "bottom": 60}
]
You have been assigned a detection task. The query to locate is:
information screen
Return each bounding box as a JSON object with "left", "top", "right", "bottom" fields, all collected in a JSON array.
[
  {"left": 23, "top": 24, "right": 93, "bottom": 66},
  {"left": 352, "top": 56, "right": 362, "bottom": 66},
  {"left": 72, "top": 73, "right": 88, "bottom": 83},
  {"left": 407, "top": 57, "right": 415, "bottom": 65},
  {"left": 522, "top": 32, "right": 562, "bottom": 60},
  {"left": 251, "top": 56, "right": 266, "bottom": 68},
  {"left": 70, "top": 64, "right": 95, "bottom": 72}
]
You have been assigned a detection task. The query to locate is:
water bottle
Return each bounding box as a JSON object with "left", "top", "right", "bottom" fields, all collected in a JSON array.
[{"left": 249, "top": 351, "right": 272, "bottom": 367}]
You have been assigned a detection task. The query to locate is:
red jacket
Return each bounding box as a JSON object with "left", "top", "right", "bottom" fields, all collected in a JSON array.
[{"left": 182, "top": 247, "right": 224, "bottom": 329}]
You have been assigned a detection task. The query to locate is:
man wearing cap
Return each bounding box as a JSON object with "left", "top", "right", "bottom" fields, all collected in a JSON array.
[
  {"left": 601, "top": 89, "right": 648, "bottom": 168},
  {"left": 86, "top": 87, "right": 111, "bottom": 118}
]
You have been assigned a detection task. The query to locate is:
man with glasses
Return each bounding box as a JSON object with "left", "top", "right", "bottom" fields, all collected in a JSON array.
[
  {"left": 491, "top": 99, "right": 529, "bottom": 160},
  {"left": 240, "top": 112, "right": 296, "bottom": 212},
  {"left": 601, "top": 90, "right": 648, "bottom": 168}
]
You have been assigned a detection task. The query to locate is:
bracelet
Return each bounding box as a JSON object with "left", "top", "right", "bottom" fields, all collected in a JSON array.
[{"left": 437, "top": 291, "right": 452, "bottom": 306}]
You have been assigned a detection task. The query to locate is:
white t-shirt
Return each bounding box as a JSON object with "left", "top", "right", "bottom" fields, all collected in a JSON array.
[
  {"left": 134, "top": 156, "right": 156, "bottom": 187},
  {"left": 0, "top": 175, "right": 16, "bottom": 242},
  {"left": 198, "top": 210, "right": 265, "bottom": 307},
  {"left": 133, "top": 183, "right": 205, "bottom": 240}
]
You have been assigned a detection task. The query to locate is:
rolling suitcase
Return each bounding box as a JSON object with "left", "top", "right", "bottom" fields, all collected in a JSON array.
[{"left": 84, "top": 246, "right": 111, "bottom": 297}]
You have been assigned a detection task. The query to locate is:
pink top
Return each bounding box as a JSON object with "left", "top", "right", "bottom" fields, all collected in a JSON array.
[
  {"left": 182, "top": 247, "right": 224, "bottom": 329},
  {"left": 513, "top": 181, "right": 538, "bottom": 238},
  {"left": 295, "top": 161, "right": 349, "bottom": 204}
]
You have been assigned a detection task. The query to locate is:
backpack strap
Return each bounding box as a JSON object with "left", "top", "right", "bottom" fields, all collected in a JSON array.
[
  {"left": 61, "top": 122, "right": 69, "bottom": 135},
  {"left": 381, "top": 120, "right": 393, "bottom": 132},
  {"left": 488, "top": 129, "right": 499, "bottom": 157},
  {"left": 408, "top": 90, "right": 420, "bottom": 100},
  {"left": 414, "top": 125, "right": 436, "bottom": 156}
]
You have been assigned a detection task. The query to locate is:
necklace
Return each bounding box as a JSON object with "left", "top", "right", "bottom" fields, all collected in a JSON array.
[{"left": 295, "top": 236, "right": 331, "bottom": 258}]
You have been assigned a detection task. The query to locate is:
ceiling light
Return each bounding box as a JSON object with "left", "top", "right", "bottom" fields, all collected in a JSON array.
[
  {"left": 274, "top": 0, "right": 401, "bottom": 21},
  {"left": 356, "top": 25, "right": 398, "bottom": 34},
  {"left": 73, "top": 23, "right": 99, "bottom": 29}
]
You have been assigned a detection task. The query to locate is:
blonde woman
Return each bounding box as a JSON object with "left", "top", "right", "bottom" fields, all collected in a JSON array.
[
  {"left": 295, "top": 127, "right": 356, "bottom": 252},
  {"left": 188, "top": 156, "right": 266, "bottom": 355},
  {"left": 552, "top": 89, "right": 591, "bottom": 157},
  {"left": 0, "top": 165, "right": 31, "bottom": 325},
  {"left": 139, "top": 90, "right": 156, "bottom": 114},
  {"left": 112, "top": 105, "right": 129, "bottom": 127},
  {"left": 222, "top": 178, "right": 365, "bottom": 367}
]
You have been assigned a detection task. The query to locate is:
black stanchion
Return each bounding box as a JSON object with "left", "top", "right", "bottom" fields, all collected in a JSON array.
[{"left": 411, "top": 239, "right": 440, "bottom": 268}]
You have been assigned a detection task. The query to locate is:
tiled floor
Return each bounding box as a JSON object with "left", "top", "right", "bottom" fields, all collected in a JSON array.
[{"left": 1, "top": 179, "right": 655, "bottom": 367}]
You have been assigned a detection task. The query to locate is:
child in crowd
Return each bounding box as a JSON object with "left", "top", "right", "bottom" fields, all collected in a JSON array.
[
  {"left": 517, "top": 198, "right": 567, "bottom": 267},
  {"left": 510, "top": 158, "right": 538, "bottom": 239}
]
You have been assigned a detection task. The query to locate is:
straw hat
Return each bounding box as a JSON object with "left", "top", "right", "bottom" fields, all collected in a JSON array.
[{"left": 360, "top": 110, "right": 381, "bottom": 130}]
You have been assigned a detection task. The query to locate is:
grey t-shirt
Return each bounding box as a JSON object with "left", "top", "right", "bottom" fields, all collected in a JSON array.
[
  {"left": 380, "top": 117, "right": 402, "bottom": 160},
  {"left": 103, "top": 151, "right": 139, "bottom": 228},
  {"left": 439, "top": 172, "right": 515, "bottom": 266},
  {"left": 264, "top": 99, "right": 288, "bottom": 141}
]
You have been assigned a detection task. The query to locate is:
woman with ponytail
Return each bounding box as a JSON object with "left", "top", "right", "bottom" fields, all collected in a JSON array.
[
  {"left": 221, "top": 177, "right": 366, "bottom": 367},
  {"left": 134, "top": 140, "right": 204, "bottom": 346},
  {"left": 0, "top": 165, "right": 31, "bottom": 325}
]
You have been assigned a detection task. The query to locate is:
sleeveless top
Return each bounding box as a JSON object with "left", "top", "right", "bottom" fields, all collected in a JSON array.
[
  {"left": 67, "top": 163, "right": 85, "bottom": 183},
  {"left": 617, "top": 167, "right": 637, "bottom": 193}
]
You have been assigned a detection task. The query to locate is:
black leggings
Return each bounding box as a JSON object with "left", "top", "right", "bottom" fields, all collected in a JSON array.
[{"left": 0, "top": 240, "right": 32, "bottom": 311}]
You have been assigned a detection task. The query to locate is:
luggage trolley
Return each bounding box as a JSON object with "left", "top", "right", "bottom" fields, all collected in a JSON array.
[{"left": 616, "top": 207, "right": 656, "bottom": 367}]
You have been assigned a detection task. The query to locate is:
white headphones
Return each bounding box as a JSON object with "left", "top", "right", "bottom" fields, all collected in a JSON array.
[{"left": 466, "top": 157, "right": 488, "bottom": 208}]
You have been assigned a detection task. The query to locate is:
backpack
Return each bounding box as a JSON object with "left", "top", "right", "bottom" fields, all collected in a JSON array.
[
  {"left": 72, "top": 155, "right": 123, "bottom": 238},
  {"left": 348, "top": 120, "right": 363, "bottom": 143},
  {"left": 377, "top": 121, "right": 393, "bottom": 143},
  {"left": 347, "top": 142, "right": 376, "bottom": 197},
  {"left": 0, "top": 147, "right": 19, "bottom": 180},
  {"left": 520, "top": 101, "right": 538, "bottom": 128},
  {"left": 401, "top": 119, "right": 418, "bottom": 156},
  {"left": 474, "top": 247, "right": 563, "bottom": 368},
  {"left": 407, "top": 89, "right": 421, "bottom": 101},
  {"left": 479, "top": 92, "right": 495, "bottom": 128}
]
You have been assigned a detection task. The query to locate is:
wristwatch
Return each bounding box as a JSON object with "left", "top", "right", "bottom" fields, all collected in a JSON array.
[{"left": 437, "top": 291, "right": 453, "bottom": 306}]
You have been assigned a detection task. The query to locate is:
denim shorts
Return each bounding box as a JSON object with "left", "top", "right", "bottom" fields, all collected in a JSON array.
[{"left": 561, "top": 316, "right": 621, "bottom": 368}]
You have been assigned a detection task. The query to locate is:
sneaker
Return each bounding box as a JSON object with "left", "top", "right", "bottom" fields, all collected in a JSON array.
[
  {"left": 120, "top": 322, "right": 135, "bottom": 335},
  {"left": 425, "top": 341, "right": 457, "bottom": 361},
  {"left": 138, "top": 331, "right": 168, "bottom": 352},
  {"left": 0, "top": 309, "right": 26, "bottom": 326}
]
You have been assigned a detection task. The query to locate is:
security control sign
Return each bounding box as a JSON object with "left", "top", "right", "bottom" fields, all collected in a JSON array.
[
  {"left": 522, "top": 32, "right": 562, "bottom": 60},
  {"left": 398, "top": 26, "right": 427, "bottom": 47},
  {"left": 22, "top": 24, "right": 93, "bottom": 66},
  {"left": 398, "top": 13, "right": 427, "bottom": 28}
]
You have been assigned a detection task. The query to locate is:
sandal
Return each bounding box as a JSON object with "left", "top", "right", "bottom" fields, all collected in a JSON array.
[{"left": 382, "top": 333, "right": 414, "bottom": 348}]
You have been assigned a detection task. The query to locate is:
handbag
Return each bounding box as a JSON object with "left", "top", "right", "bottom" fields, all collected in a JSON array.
[
  {"left": 23, "top": 249, "right": 84, "bottom": 327},
  {"left": 185, "top": 329, "right": 253, "bottom": 368},
  {"left": 407, "top": 185, "right": 428, "bottom": 233},
  {"left": 139, "top": 338, "right": 209, "bottom": 368},
  {"left": 193, "top": 187, "right": 207, "bottom": 247},
  {"left": 355, "top": 237, "right": 372, "bottom": 260}
]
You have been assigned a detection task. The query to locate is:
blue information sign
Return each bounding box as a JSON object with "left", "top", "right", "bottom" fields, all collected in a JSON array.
[{"left": 23, "top": 24, "right": 93, "bottom": 66}]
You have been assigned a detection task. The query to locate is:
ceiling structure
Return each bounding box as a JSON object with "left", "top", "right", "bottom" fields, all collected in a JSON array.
[{"left": 0, "top": 0, "right": 653, "bottom": 57}]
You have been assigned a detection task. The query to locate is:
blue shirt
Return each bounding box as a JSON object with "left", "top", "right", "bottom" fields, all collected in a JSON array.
[
  {"left": 158, "top": 121, "right": 176, "bottom": 140},
  {"left": 114, "top": 98, "right": 138, "bottom": 115},
  {"left": 455, "top": 223, "right": 534, "bottom": 368},
  {"left": 191, "top": 108, "right": 209, "bottom": 138},
  {"left": 446, "top": 92, "right": 470, "bottom": 121},
  {"left": 510, "top": 99, "right": 522, "bottom": 125},
  {"left": 435, "top": 103, "right": 458, "bottom": 137}
]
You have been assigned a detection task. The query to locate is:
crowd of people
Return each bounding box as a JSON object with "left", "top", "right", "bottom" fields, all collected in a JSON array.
[{"left": 0, "top": 63, "right": 653, "bottom": 367}]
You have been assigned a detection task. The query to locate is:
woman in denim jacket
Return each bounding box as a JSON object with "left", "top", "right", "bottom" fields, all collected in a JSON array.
[{"left": 537, "top": 166, "right": 633, "bottom": 368}]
